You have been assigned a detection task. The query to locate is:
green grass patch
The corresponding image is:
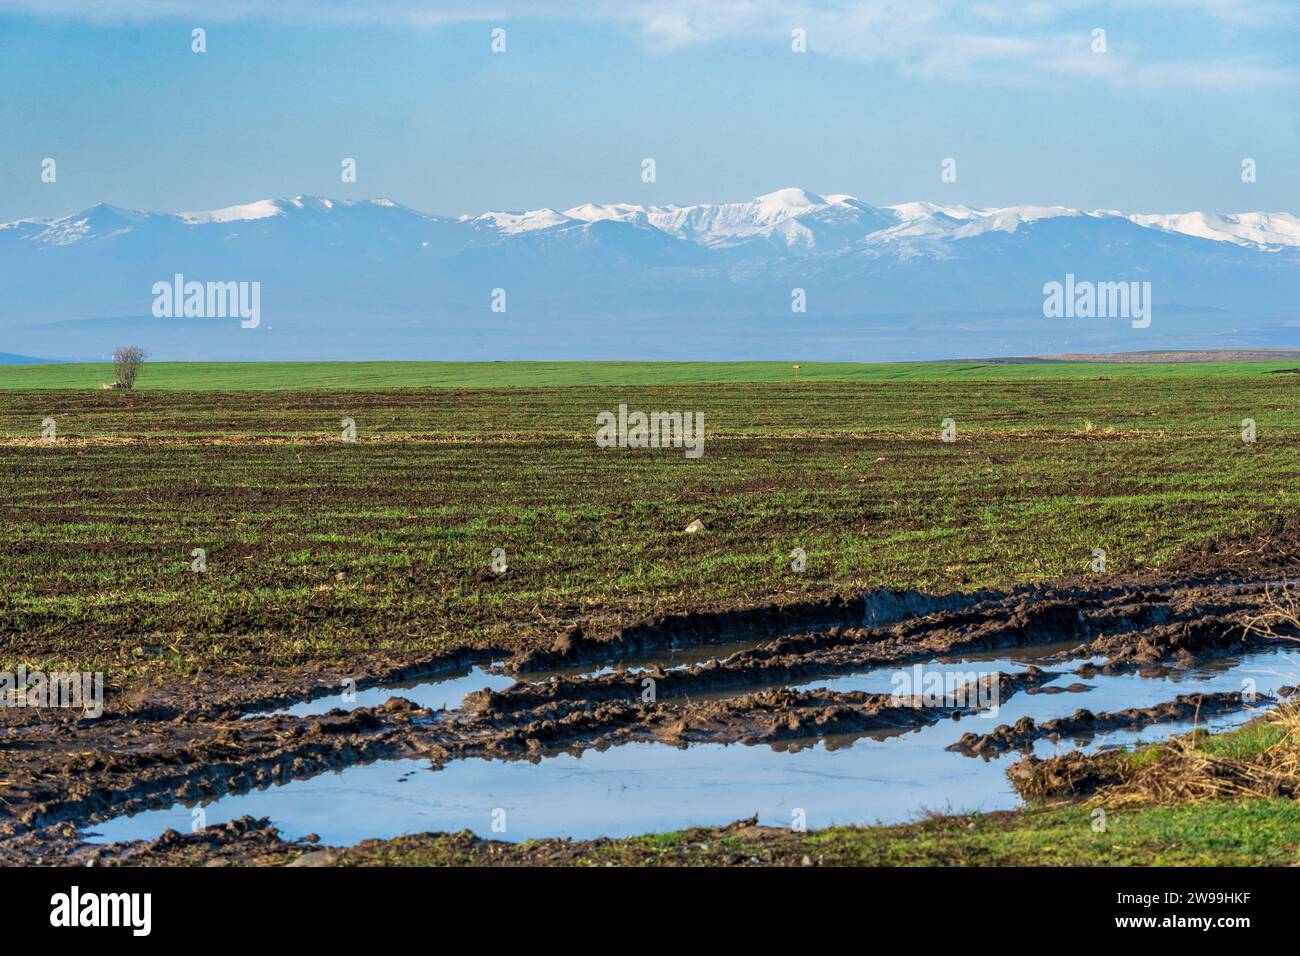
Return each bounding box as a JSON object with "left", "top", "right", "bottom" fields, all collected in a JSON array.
[
  {"left": 332, "top": 799, "right": 1300, "bottom": 866},
  {"left": 1119, "top": 713, "right": 1292, "bottom": 770},
  {"left": 4, "top": 359, "right": 1300, "bottom": 390}
]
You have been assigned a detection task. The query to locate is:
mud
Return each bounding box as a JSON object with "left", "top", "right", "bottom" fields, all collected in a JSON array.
[
  {"left": 1006, "top": 749, "right": 1133, "bottom": 802},
  {"left": 948, "top": 691, "right": 1269, "bottom": 758},
  {"left": 4, "top": 524, "right": 1300, "bottom": 865},
  {"left": 1009, "top": 702, "right": 1300, "bottom": 805},
  {"left": 452, "top": 666, "right": 1057, "bottom": 757}
]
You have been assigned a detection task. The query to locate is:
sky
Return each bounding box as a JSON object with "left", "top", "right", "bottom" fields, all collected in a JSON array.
[{"left": 0, "top": 0, "right": 1297, "bottom": 222}]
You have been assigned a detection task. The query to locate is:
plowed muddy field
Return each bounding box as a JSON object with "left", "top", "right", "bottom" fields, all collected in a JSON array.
[{"left": 2, "top": 377, "right": 1298, "bottom": 865}]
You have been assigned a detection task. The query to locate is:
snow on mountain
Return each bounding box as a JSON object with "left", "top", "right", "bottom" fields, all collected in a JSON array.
[
  {"left": 462, "top": 207, "right": 575, "bottom": 234},
  {"left": 552, "top": 188, "right": 899, "bottom": 253},
  {"left": 1126, "top": 211, "right": 1300, "bottom": 249},
  {"left": 11, "top": 202, "right": 159, "bottom": 246},
  {"left": 562, "top": 202, "right": 651, "bottom": 226},
  {"left": 6, "top": 188, "right": 1298, "bottom": 253},
  {"left": 179, "top": 199, "right": 285, "bottom": 224},
  {"left": 643, "top": 188, "right": 889, "bottom": 251},
  {"left": 1, "top": 186, "right": 1298, "bottom": 363},
  {"left": 875, "top": 203, "right": 1090, "bottom": 243},
  {"left": 467, "top": 190, "right": 1300, "bottom": 254}
]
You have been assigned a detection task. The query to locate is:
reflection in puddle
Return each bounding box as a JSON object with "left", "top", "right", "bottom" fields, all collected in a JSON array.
[
  {"left": 89, "top": 648, "right": 1299, "bottom": 847},
  {"left": 537, "top": 637, "right": 772, "bottom": 682},
  {"left": 250, "top": 638, "right": 771, "bottom": 720},
  {"left": 86, "top": 734, "right": 1016, "bottom": 847},
  {"left": 251, "top": 666, "right": 516, "bottom": 720}
]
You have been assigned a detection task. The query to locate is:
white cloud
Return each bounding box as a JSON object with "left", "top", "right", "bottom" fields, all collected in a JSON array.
[{"left": 2, "top": 0, "right": 1294, "bottom": 89}]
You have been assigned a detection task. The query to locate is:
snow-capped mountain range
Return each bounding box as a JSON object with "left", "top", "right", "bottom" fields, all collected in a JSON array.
[
  {"left": 2, "top": 188, "right": 1298, "bottom": 361},
  {"left": 473, "top": 187, "right": 1300, "bottom": 253},
  {"left": 10, "top": 187, "right": 1300, "bottom": 253}
]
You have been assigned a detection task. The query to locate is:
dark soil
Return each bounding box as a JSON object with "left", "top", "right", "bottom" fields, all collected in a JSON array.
[{"left": 948, "top": 691, "right": 1268, "bottom": 758}]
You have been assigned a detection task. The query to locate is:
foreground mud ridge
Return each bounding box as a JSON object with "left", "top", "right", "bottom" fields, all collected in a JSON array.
[{"left": 949, "top": 691, "right": 1272, "bottom": 758}]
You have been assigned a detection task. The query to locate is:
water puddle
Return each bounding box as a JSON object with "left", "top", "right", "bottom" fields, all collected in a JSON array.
[
  {"left": 537, "top": 637, "right": 772, "bottom": 682},
  {"left": 250, "top": 638, "right": 770, "bottom": 720},
  {"left": 251, "top": 665, "right": 515, "bottom": 720},
  {"left": 88, "top": 647, "right": 1300, "bottom": 847}
]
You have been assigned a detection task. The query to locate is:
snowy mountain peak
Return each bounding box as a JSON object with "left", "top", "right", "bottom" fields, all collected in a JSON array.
[
  {"left": 1128, "top": 210, "right": 1300, "bottom": 250},
  {"left": 4, "top": 190, "right": 1300, "bottom": 253},
  {"left": 178, "top": 196, "right": 414, "bottom": 224},
  {"left": 562, "top": 202, "right": 650, "bottom": 225},
  {"left": 465, "top": 207, "right": 573, "bottom": 234},
  {"left": 180, "top": 199, "right": 284, "bottom": 224},
  {"left": 753, "top": 186, "right": 829, "bottom": 214}
]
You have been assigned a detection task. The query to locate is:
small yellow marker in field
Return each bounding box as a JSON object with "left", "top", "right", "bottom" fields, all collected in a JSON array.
[{"left": 792, "top": 363, "right": 801, "bottom": 381}]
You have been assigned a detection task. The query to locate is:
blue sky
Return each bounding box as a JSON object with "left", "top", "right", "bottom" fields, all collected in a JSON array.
[{"left": 0, "top": 1, "right": 1297, "bottom": 221}]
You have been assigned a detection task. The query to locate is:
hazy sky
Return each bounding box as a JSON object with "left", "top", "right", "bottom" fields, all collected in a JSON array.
[{"left": 1, "top": 1, "right": 1297, "bottom": 220}]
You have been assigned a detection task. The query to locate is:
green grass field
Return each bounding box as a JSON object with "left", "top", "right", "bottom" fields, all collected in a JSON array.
[
  {"left": 332, "top": 798, "right": 1300, "bottom": 866},
  {"left": 2, "top": 362, "right": 1297, "bottom": 674},
  {"left": 5, "top": 358, "right": 1300, "bottom": 389}
]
